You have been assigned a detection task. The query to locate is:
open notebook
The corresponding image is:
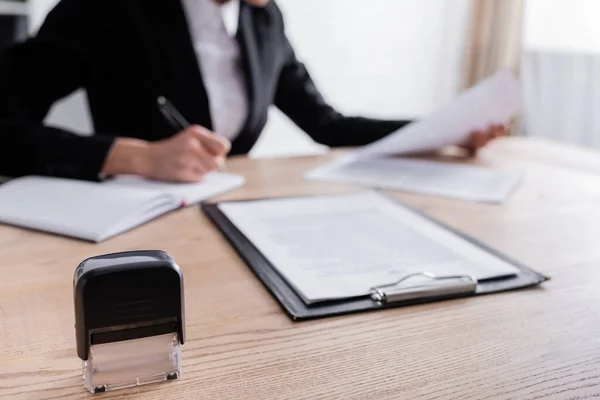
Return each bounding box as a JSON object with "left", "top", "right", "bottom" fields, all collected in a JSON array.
[{"left": 0, "top": 173, "right": 245, "bottom": 242}]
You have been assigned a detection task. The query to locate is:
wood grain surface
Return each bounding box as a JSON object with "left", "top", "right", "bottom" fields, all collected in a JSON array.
[{"left": 1, "top": 137, "right": 600, "bottom": 400}]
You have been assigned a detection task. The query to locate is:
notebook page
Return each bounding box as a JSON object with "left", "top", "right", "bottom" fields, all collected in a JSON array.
[
  {"left": 100, "top": 195, "right": 179, "bottom": 242},
  {"left": 105, "top": 172, "right": 245, "bottom": 205},
  {"left": 0, "top": 176, "right": 173, "bottom": 242},
  {"left": 355, "top": 69, "right": 523, "bottom": 159},
  {"left": 306, "top": 156, "right": 523, "bottom": 203},
  {"left": 219, "top": 192, "right": 520, "bottom": 303}
]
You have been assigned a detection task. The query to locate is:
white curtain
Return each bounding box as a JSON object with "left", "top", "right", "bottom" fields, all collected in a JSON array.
[
  {"left": 522, "top": 0, "right": 600, "bottom": 148},
  {"left": 462, "top": 0, "right": 524, "bottom": 89},
  {"left": 522, "top": 51, "right": 600, "bottom": 147}
]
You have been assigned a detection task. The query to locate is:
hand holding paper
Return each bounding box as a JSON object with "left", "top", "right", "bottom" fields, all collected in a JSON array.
[
  {"left": 356, "top": 69, "right": 522, "bottom": 159},
  {"left": 462, "top": 123, "right": 510, "bottom": 156},
  {"left": 306, "top": 69, "right": 524, "bottom": 203}
]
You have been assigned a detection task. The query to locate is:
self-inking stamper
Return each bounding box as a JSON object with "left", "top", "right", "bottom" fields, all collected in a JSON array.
[{"left": 73, "top": 250, "right": 185, "bottom": 394}]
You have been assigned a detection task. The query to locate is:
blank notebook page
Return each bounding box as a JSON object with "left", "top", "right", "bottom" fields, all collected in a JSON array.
[
  {"left": 0, "top": 176, "right": 172, "bottom": 241},
  {"left": 105, "top": 172, "right": 246, "bottom": 204}
]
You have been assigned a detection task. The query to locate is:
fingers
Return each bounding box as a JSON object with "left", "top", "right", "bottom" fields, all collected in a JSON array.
[
  {"left": 187, "top": 126, "right": 231, "bottom": 156},
  {"left": 171, "top": 142, "right": 213, "bottom": 182},
  {"left": 194, "top": 145, "right": 220, "bottom": 172},
  {"left": 174, "top": 126, "right": 225, "bottom": 176},
  {"left": 147, "top": 126, "right": 227, "bottom": 183},
  {"left": 176, "top": 154, "right": 212, "bottom": 183},
  {"left": 466, "top": 124, "right": 508, "bottom": 156},
  {"left": 467, "top": 130, "right": 487, "bottom": 156},
  {"left": 184, "top": 134, "right": 220, "bottom": 172},
  {"left": 491, "top": 123, "right": 508, "bottom": 139},
  {"left": 177, "top": 169, "right": 206, "bottom": 183}
]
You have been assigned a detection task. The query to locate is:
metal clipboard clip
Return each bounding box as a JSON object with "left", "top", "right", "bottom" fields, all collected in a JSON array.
[{"left": 370, "top": 272, "right": 478, "bottom": 305}]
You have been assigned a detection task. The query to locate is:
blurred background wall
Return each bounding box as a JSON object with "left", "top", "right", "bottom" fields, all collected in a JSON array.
[
  {"left": 0, "top": 1, "right": 27, "bottom": 57},
  {"left": 5, "top": 0, "right": 600, "bottom": 155},
  {"left": 523, "top": 0, "right": 600, "bottom": 148}
]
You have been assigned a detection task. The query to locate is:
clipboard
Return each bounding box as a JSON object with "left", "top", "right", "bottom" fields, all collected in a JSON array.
[{"left": 202, "top": 193, "right": 548, "bottom": 321}]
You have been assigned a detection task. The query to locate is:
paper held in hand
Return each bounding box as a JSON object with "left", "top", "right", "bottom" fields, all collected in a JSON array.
[
  {"left": 358, "top": 68, "right": 523, "bottom": 159},
  {"left": 306, "top": 69, "right": 524, "bottom": 203}
]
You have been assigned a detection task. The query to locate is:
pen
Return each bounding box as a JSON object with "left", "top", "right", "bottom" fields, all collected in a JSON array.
[{"left": 157, "top": 96, "right": 228, "bottom": 173}]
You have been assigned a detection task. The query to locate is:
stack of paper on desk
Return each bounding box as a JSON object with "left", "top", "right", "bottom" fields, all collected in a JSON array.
[
  {"left": 306, "top": 69, "right": 524, "bottom": 203},
  {"left": 306, "top": 157, "right": 522, "bottom": 203}
]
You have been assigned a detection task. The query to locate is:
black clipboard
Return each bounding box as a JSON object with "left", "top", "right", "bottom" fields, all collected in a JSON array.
[{"left": 202, "top": 192, "right": 548, "bottom": 321}]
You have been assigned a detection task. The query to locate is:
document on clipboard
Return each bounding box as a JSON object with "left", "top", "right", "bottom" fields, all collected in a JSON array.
[{"left": 203, "top": 191, "right": 547, "bottom": 319}]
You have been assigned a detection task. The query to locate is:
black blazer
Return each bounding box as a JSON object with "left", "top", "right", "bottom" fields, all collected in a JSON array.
[{"left": 0, "top": 0, "right": 410, "bottom": 181}]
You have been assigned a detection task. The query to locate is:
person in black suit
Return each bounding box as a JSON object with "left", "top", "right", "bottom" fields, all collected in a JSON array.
[{"left": 0, "top": 0, "right": 505, "bottom": 182}]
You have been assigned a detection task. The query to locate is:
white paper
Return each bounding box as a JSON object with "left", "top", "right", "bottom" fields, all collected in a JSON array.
[
  {"left": 0, "top": 172, "right": 245, "bottom": 242},
  {"left": 0, "top": 176, "right": 174, "bottom": 242},
  {"left": 105, "top": 172, "right": 246, "bottom": 205},
  {"left": 219, "top": 192, "right": 520, "bottom": 303},
  {"left": 306, "top": 157, "right": 522, "bottom": 203},
  {"left": 356, "top": 69, "right": 523, "bottom": 159}
]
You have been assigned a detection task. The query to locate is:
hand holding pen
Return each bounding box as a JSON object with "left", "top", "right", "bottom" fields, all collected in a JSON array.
[
  {"left": 100, "top": 97, "right": 230, "bottom": 182},
  {"left": 157, "top": 96, "right": 230, "bottom": 174}
]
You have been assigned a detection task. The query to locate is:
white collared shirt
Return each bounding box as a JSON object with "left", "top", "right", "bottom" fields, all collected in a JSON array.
[{"left": 181, "top": 0, "right": 248, "bottom": 142}]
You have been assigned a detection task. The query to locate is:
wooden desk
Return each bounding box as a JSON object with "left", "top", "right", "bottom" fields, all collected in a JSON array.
[{"left": 2, "top": 137, "right": 600, "bottom": 400}]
